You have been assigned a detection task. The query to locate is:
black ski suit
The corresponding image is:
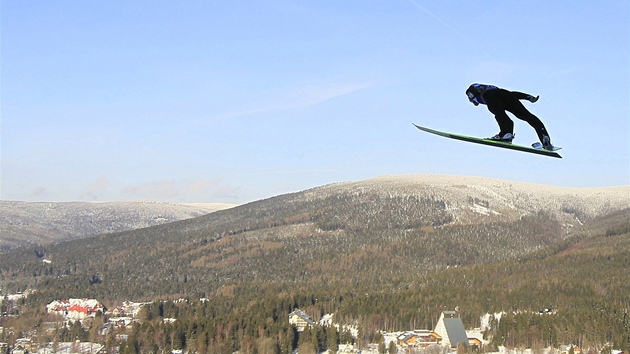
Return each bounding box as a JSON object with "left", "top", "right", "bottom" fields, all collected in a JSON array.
[{"left": 466, "top": 84, "right": 551, "bottom": 143}]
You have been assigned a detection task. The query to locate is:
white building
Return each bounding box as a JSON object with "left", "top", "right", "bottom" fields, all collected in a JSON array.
[
  {"left": 433, "top": 310, "right": 469, "bottom": 349},
  {"left": 46, "top": 299, "right": 104, "bottom": 320},
  {"left": 288, "top": 309, "right": 316, "bottom": 331}
]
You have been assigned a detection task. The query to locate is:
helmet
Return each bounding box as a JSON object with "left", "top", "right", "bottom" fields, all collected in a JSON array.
[
  {"left": 466, "top": 85, "right": 480, "bottom": 106},
  {"left": 466, "top": 85, "right": 478, "bottom": 100}
]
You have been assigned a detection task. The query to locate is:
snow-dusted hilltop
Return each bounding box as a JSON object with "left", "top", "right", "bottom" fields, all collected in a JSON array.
[
  {"left": 0, "top": 200, "right": 236, "bottom": 251},
  {"left": 309, "top": 174, "right": 629, "bottom": 226}
]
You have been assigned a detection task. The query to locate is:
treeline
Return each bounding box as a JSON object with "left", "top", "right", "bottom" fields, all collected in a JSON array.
[
  {"left": 85, "top": 271, "right": 630, "bottom": 353},
  {"left": 117, "top": 299, "right": 354, "bottom": 354},
  {"left": 3, "top": 235, "right": 628, "bottom": 352},
  {"left": 490, "top": 306, "right": 630, "bottom": 351}
]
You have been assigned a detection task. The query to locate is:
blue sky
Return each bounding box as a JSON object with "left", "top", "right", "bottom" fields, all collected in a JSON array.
[{"left": 2, "top": 1, "right": 629, "bottom": 204}]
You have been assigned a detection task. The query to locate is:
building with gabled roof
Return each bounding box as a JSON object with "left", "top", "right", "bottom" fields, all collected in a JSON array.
[
  {"left": 433, "top": 310, "right": 469, "bottom": 349},
  {"left": 415, "top": 330, "right": 441, "bottom": 347},
  {"left": 46, "top": 298, "right": 104, "bottom": 321},
  {"left": 288, "top": 309, "right": 316, "bottom": 332},
  {"left": 392, "top": 330, "right": 441, "bottom": 348},
  {"left": 561, "top": 344, "right": 582, "bottom": 354}
]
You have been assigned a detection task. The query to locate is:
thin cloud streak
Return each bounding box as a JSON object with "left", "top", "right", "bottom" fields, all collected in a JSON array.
[{"left": 192, "top": 80, "right": 375, "bottom": 127}]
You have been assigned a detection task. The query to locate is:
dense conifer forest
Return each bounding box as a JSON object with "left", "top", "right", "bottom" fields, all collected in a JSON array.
[{"left": 1, "top": 176, "right": 628, "bottom": 352}]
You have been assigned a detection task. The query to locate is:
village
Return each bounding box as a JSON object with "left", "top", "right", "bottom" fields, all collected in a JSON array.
[
  {"left": 288, "top": 308, "right": 482, "bottom": 353},
  {"left": 1, "top": 292, "right": 604, "bottom": 354}
]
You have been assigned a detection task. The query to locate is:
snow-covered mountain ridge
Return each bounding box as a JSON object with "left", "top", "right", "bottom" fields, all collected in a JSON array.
[{"left": 308, "top": 174, "right": 629, "bottom": 227}]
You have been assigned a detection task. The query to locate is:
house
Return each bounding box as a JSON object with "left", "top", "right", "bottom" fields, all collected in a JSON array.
[
  {"left": 338, "top": 344, "right": 359, "bottom": 353},
  {"left": 67, "top": 304, "right": 90, "bottom": 320},
  {"left": 10, "top": 339, "right": 34, "bottom": 354},
  {"left": 288, "top": 309, "right": 316, "bottom": 331},
  {"left": 433, "top": 310, "right": 469, "bottom": 349},
  {"left": 108, "top": 316, "right": 133, "bottom": 327},
  {"left": 394, "top": 330, "right": 440, "bottom": 348},
  {"left": 561, "top": 344, "right": 582, "bottom": 354},
  {"left": 397, "top": 332, "right": 417, "bottom": 346},
  {"left": 46, "top": 298, "right": 104, "bottom": 320},
  {"left": 11, "top": 344, "right": 26, "bottom": 354},
  {"left": 121, "top": 301, "right": 150, "bottom": 317},
  {"left": 468, "top": 337, "right": 482, "bottom": 347},
  {"left": 415, "top": 330, "right": 441, "bottom": 347}
]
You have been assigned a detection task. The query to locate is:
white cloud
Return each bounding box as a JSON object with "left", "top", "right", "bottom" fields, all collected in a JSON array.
[{"left": 80, "top": 176, "right": 110, "bottom": 201}]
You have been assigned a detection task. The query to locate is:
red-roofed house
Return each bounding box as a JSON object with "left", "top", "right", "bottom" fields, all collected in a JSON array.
[
  {"left": 67, "top": 305, "right": 90, "bottom": 320},
  {"left": 46, "top": 299, "right": 104, "bottom": 320}
]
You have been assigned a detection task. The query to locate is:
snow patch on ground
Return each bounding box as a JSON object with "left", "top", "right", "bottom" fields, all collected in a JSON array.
[{"left": 470, "top": 204, "right": 501, "bottom": 216}]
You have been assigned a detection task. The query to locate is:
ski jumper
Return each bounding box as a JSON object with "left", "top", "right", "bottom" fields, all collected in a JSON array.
[{"left": 466, "top": 83, "right": 551, "bottom": 144}]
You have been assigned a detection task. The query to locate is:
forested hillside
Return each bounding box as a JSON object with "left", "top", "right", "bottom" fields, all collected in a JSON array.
[
  {"left": 3, "top": 209, "right": 628, "bottom": 352},
  {"left": 0, "top": 175, "right": 628, "bottom": 352},
  {"left": 2, "top": 175, "right": 626, "bottom": 298}
]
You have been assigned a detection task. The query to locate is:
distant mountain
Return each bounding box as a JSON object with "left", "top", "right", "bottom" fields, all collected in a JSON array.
[
  {"left": 0, "top": 200, "right": 236, "bottom": 251},
  {"left": 1, "top": 174, "right": 627, "bottom": 303}
]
